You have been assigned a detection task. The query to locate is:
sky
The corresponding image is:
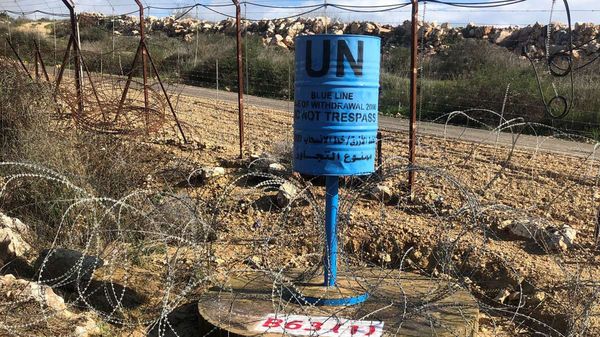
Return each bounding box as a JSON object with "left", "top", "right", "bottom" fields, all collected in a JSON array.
[{"left": 0, "top": 0, "right": 599, "bottom": 26}]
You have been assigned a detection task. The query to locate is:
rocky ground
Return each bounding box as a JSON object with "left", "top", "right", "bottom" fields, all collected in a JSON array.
[{"left": 1, "top": 90, "right": 600, "bottom": 336}]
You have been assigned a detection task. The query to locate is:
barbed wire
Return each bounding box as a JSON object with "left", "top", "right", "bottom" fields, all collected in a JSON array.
[{"left": 1, "top": 0, "right": 600, "bottom": 335}]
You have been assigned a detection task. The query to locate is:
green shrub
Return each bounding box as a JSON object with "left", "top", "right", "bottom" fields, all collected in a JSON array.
[
  {"left": 4, "top": 18, "right": 599, "bottom": 135},
  {"left": 79, "top": 25, "right": 109, "bottom": 42}
]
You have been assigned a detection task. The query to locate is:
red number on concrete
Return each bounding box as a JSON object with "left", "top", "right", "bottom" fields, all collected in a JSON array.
[
  {"left": 304, "top": 322, "right": 323, "bottom": 331},
  {"left": 262, "top": 318, "right": 283, "bottom": 328},
  {"left": 285, "top": 320, "right": 303, "bottom": 330},
  {"left": 364, "top": 325, "right": 376, "bottom": 336}
]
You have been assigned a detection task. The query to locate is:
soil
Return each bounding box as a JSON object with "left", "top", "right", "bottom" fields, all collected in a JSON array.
[
  {"left": 163, "top": 92, "right": 600, "bottom": 337},
  {"left": 2, "top": 85, "right": 600, "bottom": 336}
]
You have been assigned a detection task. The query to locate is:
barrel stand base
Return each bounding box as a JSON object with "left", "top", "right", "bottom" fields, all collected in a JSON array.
[
  {"left": 283, "top": 275, "right": 369, "bottom": 306},
  {"left": 198, "top": 268, "right": 479, "bottom": 337}
]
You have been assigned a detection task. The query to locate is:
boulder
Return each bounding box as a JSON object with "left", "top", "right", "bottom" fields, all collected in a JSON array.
[
  {"left": 492, "top": 30, "right": 512, "bottom": 44},
  {"left": 509, "top": 220, "right": 540, "bottom": 239},
  {"left": 544, "top": 224, "right": 577, "bottom": 251},
  {"left": 508, "top": 219, "right": 577, "bottom": 251},
  {"left": 349, "top": 22, "right": 361, "bottom": 34},
  {"left": 266, "top": 20, "right": 276, "bottom": 34},
  {"left": 0, "top": 213, "right": 31, "bottom": 264},
  {"left": 283, "top": 35, "right": 295, "bottom": 48},
  {"left": 361, "top": 22, "right": 377, "bottom": 34},
  {"left": 370, "top": 185, "right": 393, "bottom": 202},
  {"left": 33, "top": 248, "right": 104, "bottom": 286},
  {"left": 268, "top": 163, "right": 287, "bottom": 175},
  {"left": 269, "top": 34, "right": 288, "bottom": 49},
  {"left": 201, "top": 166, "right": 225, "bottom": 179},
  {"left": 0, "top": 274, "right": 101, "bottom": 336},
  {"left": 276, "top": 182, "right": 298, "bottom": 208},
  {"left": 286, "top": 21, "right": 304, "bottom": 38},
  {"left": 1, "top": 274, "right": 66, "bottom": 311},
  {"left": 585, "top": 42, "right": 600, "bottom": 54}
]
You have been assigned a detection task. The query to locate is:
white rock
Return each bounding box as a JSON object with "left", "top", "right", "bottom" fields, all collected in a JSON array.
[
  {"left": 0, "top": 213, "right": 31, "bottom": 262},
  {"left": 532, "top": 291, "right": 546, "bottom": 303},
  {"left": 509, "top": 220, "right": 539, "bottom": 239},
  {"left": 545, "top": 224, "right": 577, "bottom": 251},
  {"left": 269, "top": 34, "right": 288, "bottom": 49},
  {"left": 268, "top": 163, "right": 286, "bottom": 175},
  {"left": 370, "top": 185, "right": 393, "bottom": 202},
  {"left": 0, "top": 274, "right": 66, "bottom": 312},
  {"left": 0, "top": 212, "right": 28, "bottom": 233},
  {"left": 283, "top": 35, "right": 294, "bottom": 48},
  {"left": 379, "top": 252, "right": 391, "bottom": 263},
  {"left": 201, "top": 166, "right": 225, "bottom": 179},
  {"left": 361, "top": 22, "right": 377, "bottom": 34},
  {"left": 559, "top": 224, "right": 577, "bottom": 246},
  {"left": 286, "top": 22, "right": 304, "bottom": 38},
  {"left": 0, "top": 274, "right": 100, "bottom": 336},
  {"left": 74, "top": 314, "right": 101, "bottom": 337},
  {"left": 276, "top": 182, "right": 298, "bottom": 208},
  {"left": 494, "top": 288, "right": 511, "bottom": 303},
  {"left": 493, "top": 30, "right": 512, "bottom": 44}
]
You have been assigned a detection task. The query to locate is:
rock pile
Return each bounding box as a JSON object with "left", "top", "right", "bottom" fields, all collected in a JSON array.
[
  {"left": 79, "top": 12, "right": 600, "bottom": 57},
  {"left": 0, "top": 274, "right": 100, "bottom": 337},
  {"left": 0, "top": 213, "right": 101, "bottom": 336},
  {"left": 0, "top": 212, "right": 31, "bottom": 265}
]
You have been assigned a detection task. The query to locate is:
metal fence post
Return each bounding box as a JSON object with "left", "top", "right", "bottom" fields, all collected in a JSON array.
[
  {"left": 233, "top": 0, "right": 245, "bottom": 159},
  {"left": 61, "top": 0, "right": 84, "bottom": 117},
  {"left": 408, "top": 0, "right": 419, "bottom": 195}
]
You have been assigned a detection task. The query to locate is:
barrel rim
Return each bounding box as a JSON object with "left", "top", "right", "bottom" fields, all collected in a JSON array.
[{"left": 295, "top": 34, "right": 382, "bottom": 41}]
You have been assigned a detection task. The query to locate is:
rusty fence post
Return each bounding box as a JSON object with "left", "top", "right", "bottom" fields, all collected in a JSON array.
[
  {"left": 233, "top": 0, "right": 245, "bottom": 159},
  {"left": 136, "top": 0, "right": 150, "bottom": 132},
  {"left": 408, "top": 0, "right": 419, "bottom": 195},
  {"left": 61, "top": 0, "right": 84, "bottom": 117},
  {"left": 33, "top": 40, "right": 50, "bottom": 82},
  {"left": 6, "top": 38, "right": 33, "bottom": 80},
  {"left": 115, "top": 1, "right": 187, "bottom": 142},
  {"left": 377, "top": 131, "right": 383, "bottom": 176}
]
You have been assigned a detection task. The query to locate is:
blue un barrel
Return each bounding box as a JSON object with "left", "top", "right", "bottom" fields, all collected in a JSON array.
[{"left": 293, "top": 34, "right": 381, "bottom": 176}]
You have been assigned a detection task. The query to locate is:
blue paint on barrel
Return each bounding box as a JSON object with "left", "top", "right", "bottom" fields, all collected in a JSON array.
[{"left": 293, "top": 34, "right": 381, "bottom": 176}]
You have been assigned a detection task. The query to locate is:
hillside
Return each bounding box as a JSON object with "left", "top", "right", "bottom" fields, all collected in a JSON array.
[{"left": 76, "top": 13, "right": 600, "bottom": 58}]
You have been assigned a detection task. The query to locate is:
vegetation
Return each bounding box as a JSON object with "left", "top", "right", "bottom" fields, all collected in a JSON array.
[
  {"left": 1, "top": 18, "right": 598, "bottom": 137},
  {"left": 0, "top": 65, "right": 159, "bottom": 242}
]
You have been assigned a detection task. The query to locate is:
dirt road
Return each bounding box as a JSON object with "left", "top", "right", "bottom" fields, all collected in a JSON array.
[{"left": 169, "top": 83, "right": 597, "bottom": 159}]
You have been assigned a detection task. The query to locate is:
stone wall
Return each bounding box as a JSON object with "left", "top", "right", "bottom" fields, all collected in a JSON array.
[{"left": 79, "top": 12, "right": 600, "bottom": 58}]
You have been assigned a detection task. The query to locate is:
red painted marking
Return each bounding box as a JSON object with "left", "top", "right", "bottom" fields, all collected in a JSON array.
[{"left": 262, "top": 317, "right": 283, "bottom": 328}]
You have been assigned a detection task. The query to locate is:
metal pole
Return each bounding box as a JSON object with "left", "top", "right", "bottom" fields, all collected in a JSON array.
[
  {"left": 145, "top": 45, "right": 188, "bottom": 143},
  {"left": 233, "top": 0, "right": 245, "bottom": 159},
  {"left": 55, "top": 36, "right": 73, "bottom": 94},
  {"left": 135, "top": 0, "right": 150, "bottom": 132},
  {"left": 62, "top": 0, "right": 84, "bottom": 117},
  {"left": 408, "top": 0, "right": 419, "bottom": 195},
  {"left": 34, "top": 40, "right": 50, "bottom": 82},
  {"left": 194, "top": 6, "right": 199, "bottom": 66},
  {"left": 377, "top": 131, "right": 383, "bottom": 175},
  {"left": 324, "top": 176, "right": 339, "bottom": 287},
  {"left": 6, "top": 38, "right": 32, "bottom": 80},
  {"left": 115, "top": 42, "right": 142, "bottom": 121},
  {"left": 34, "top": 50, "right": 39, "bottom": 80}
]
